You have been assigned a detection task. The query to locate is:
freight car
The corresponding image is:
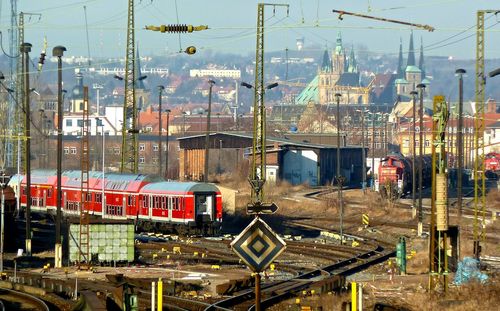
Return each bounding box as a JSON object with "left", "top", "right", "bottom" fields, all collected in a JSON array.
[
  {"left": 10, "top": 170, "right": 222, "bottom": 235},
  {"left": 485, "top": 152, "right": 500, "bottom": 179},
  {"left": 376, "top": 153, "right": 432, "bottom": 199}
]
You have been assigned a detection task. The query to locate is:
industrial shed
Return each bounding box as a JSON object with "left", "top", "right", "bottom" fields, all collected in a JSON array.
[
  {"left": 177, "top": 133, "right": 367, "bottom": 187},
  {"left": 277, "top": 143, "right": 366, "bottom": 187}
]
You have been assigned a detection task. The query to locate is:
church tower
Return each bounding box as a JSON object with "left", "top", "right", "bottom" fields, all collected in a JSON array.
[
  {"left": 135, "top": 44, "right": 150, "bottom": 111},
  {"left": 332, "top": 31, "right": 346, "bottom": 75}
]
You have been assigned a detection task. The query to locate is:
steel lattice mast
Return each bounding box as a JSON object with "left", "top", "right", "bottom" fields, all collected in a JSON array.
[
  {"left": 79, "top": 87, "right": 91, "bottom": 266},
  {"left": 251, "top": 3, "right": 265, "bottom": 202},
  {"left": 121, "top": 0, "right": 138, "bottom": 173},
  {"left": 5, "top": 0, "right": 17, "bottom": 168},
  {"left": 473, "top": 10, "right": 498, "bottom": 258},
  {"left": 249, "top": 3, "right": 288, "bottom": 204}
]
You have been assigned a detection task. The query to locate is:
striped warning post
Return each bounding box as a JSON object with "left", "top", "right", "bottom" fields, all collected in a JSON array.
[{"left": 362, "top": 214, "right": 369, "bottom": 227}]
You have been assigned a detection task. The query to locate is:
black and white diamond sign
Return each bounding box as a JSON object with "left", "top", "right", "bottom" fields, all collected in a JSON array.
[{"left": 231, "top": 217, "right": 286, "bottom": 272}]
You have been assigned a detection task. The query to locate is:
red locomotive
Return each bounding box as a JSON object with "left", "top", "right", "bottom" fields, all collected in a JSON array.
[
  {"left": 12, "top": 170, "right": 223, "bottom": 235},
  {"left": 485, "top": 152, "right": 500, "bottom": 179},
  {"left": 377, "top": 153, "right": 432, "bottom": 198}
]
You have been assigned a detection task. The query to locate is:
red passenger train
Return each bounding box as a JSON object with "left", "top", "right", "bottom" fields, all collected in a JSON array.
[{"left": 12, "top": 170, "right": 223, "bottom": 235}]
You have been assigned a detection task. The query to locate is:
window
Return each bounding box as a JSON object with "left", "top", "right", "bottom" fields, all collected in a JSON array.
[
  {"left": 425, "top": 140, "right": 430, "bottom": 147},
  {"left": 127, "top": 196, "right": 136, "bottom": 206},
  {"left": 152, "top": 157, "right": 158, "bottom": 164},
  {"left": 77, "top": 120, "right": 84, "bottom": 127},
  {"left": 95, "top": 193, "right": 102, "bottom": 203},
  {"left": 86, "top": 193, "right": 92, "bottom": 202},
  {"left": 71, "top": 147, "right": 77, "bottom": 154},
  {"left": 153, "top": 144, "right": 159, "bottom": 151},
  {"left": 403, "top": 140, "right": 409, "bottom": 147},
  {"left": 114, "top": 148, "right": 120, "bottom": 155},
  {"left": 146, "top": 126, "right": 153, "bottom": 132},
  {"left": 139, "top": 144, "right": 145, "bottom": 151},
  {"left": 66, "top": 119, "right": 73, "bottom": 126},
  {"left": 64, "top": 147, "right": 70, "bottom": 154},
  {"left": 47, "top": 189, "right": 53, "bottom": 198},
  {"left": 139, "top": 157, "right": 145, "bottom": 164}
]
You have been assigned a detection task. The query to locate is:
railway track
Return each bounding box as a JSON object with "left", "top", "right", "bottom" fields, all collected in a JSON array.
[
  {"left": 0, "top": 288, "right": 50, "bottom": 311},
  {"left": 204, "top": 220, "right": 395, "bottom": 311}
]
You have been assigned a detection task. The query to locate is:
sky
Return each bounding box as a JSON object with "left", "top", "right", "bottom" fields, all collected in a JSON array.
[{"left": 2, "top": 0, "right": 499, "bottom": 60}]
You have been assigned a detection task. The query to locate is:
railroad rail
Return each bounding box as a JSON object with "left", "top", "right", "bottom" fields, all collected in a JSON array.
[
  {"left": 204, "top": 222, "right": 395, "bottom": 311},
  {"left": 0, "top": 288, "right": 50, "bottom": 311}
]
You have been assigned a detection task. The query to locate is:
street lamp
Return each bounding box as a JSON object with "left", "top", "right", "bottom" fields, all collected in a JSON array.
[
  {"left": 164, "top": 109, "right": 171, "bottom": 179},
  {"left": 53, "top": 45, "right": 66, "bottom": 267},
  {"left": 489, "top": 67, "right": 500, "bottom": 77},
  {"left": 95, "top": 118, "right": 105, "bottom": 217},
  {"left": 410, "top": 90, "right": 418, "bottom": 218},
  {"left": 355, "top": 108, "right": 369, "bottom": 194},
  {"left": 455, "top": 68, "right": 466, "bottom": 217},
  {"left": 158, "top": 85, "right": 165, "bottom": 177},
  {"left": 21, "top": 42, "right": 32, "bottom": 256},
  {"left": 334, "top": 92, "right": 344, "bottom": 245},
  {"left": 204, "top": 79, "right": 216, "bottom": 183},
  {"left": 416, "top": 83, "right": 426, "bottom": 237},
  {"left": 0, "top": 172, "right": 8, "bottom": 273}
]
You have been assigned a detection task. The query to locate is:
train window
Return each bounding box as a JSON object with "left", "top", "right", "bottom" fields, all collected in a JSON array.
[
  {"left": 47, "top": 189, "right": 53, "bottom": 198},
  {"left": 95, "top": 193, "right": 102, "bottom": 203},
  {"left": 86, "top": 193, "right": 92, "bottom": 202},
  {"left": 143, "top": 196, "right": 149, "bottom": 208},
  {"left": 155, "top": 196, "right": 159, "bottom": 209},
  {"left": 161, "top": 196, "right": 166, "bottom": 210}
]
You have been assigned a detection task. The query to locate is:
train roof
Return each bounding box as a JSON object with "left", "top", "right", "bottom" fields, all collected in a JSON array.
[{"left": 141, "top": 182, "right": 220, "bottom": 194}]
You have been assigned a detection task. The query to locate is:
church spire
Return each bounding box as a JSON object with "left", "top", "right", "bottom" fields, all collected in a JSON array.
[
  {"left": 397, "top": 37, "right": 404, "bottom": 78},
  {"left": 321, "top": 48, "right": 332, "bottom": 72},
  {"left": 135, "top": 43, "right": 146, "bottom": 90},
  {"left": 419, "top": 37, "right": 426, "bottom": 78},
  {"left": 335, "top": 31, "right": 344, "bottom": 55},
  {"left": 406, "top": 31, "right": 416, "bottom": 67},
  {"left": 348, "top": 45, "right": 357, "bottom": 73}
]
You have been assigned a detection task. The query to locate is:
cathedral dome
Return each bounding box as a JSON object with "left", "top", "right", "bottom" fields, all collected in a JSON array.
[{"left": 405, "top": 65, "right": 421, "bottom": 73}]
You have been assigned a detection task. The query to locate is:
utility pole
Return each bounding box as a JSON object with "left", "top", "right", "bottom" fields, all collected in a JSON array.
[
  {"left": 0, "top": 172, "right": 7, "bottom": 272},
  {"left": 165, "top": 109, "right": 171, "bottom": 179},
  {"left": 410, "top": 90, "right": 418, "bottom": 219},
  {"left": 21, "top": 42, "right": 32, "bottom": 256},
  {"left": 360, "top": 108, "right": 366, "bottom": 194},
  {"left": 371, "top": 109, "right": 375, "bottom": 189},
  {"left": 456, "top": 69, "right": 466, "bottom": 218},
  {"left": 335, "top": 93, "right": 343, "bottom": 245},
  {"left": 121, "top": 0, "right": 138, "bottom": 173},
  {"left": 158, "top": 85, "right": 164, "bottom": 176},
  {"left": 204, "top": 80, "right": 216, "bottom": 183},
  {"left": 417, "top": 83, "right": 426, "bottom": 237},
  {"left": 53, "top": 45, "right": 66, "bottom": 268}
]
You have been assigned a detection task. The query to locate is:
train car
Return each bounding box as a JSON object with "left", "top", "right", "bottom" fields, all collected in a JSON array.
[
  {"left": 17, "top": 170, "right": 223, "bottom": 235},
  {"left": 137, "top": 182, "right": 222, "bottom": 235},
  {"left": 377, "top": 153, "right": 432, "bottom": 199},
  {"left": 485, "top": 152, "right": 500, "bottom": 179}
]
